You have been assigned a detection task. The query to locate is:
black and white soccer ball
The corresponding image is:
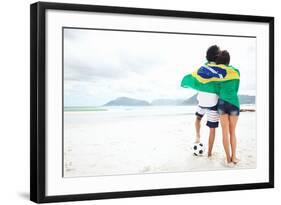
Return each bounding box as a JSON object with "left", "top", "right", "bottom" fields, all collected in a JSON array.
[{"left": 192, "top": 143, "right": 204, "bottom": 156}]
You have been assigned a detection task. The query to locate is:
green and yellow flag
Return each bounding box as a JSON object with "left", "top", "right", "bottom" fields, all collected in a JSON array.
[{"left": 181, "top": 63, "right": 240, "bottom": 108}]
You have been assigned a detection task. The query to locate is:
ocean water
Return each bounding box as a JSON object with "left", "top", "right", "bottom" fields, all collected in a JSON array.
[
  {"left": 64, "top": 106, "right": 197, "bottom": 124},
  {"left": 64, "top": 104, "right": 255, "bottom": 121}
]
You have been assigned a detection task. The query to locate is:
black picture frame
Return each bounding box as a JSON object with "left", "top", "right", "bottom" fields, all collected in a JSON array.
[{"left": 30, "top": 2, "right": 274, "bottom": 203}]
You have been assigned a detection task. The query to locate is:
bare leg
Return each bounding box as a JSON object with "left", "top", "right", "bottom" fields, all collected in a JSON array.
[
  {"left": 208, "top": 128, "right": 215, "bottom": 157},
  {"left": 220, "top": 114, "right": 231, "bottom": 163},
  {"left": 195, "top": 117, "right": 202, "bottom": 143},
  {"left": 229, "top": 115, "right": 239, "bottom": 163}
]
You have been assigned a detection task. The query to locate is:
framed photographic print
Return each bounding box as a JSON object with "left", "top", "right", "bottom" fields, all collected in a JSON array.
[{"left": 30, "top": 2, "right": 274, "bottom": 203}]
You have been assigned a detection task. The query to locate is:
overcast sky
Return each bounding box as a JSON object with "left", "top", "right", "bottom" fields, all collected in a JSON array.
[{"left": 64, "top": 28, "right": 256, "bottom": 107}]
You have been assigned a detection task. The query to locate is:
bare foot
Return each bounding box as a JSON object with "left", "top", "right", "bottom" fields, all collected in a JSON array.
[
  {"left": 231, "top": 158, "right": 240, "bottom": 164},
  {"left": 195, "top": 136, "right": 200, "bottom": 143},
  {"left": 223, "top": 160, "right": 235, "bottom": 168}
]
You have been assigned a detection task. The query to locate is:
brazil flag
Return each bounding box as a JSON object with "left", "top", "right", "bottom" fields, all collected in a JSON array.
[{"left": 181, "top": 63, "right": 240, "bottom": 109}]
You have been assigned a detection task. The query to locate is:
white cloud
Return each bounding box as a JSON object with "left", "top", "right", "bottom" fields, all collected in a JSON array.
[{"left": 64, "top": 28, "right": 256, "bottom": 106}]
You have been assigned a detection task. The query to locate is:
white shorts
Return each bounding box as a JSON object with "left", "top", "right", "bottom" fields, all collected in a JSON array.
[{"left": 195, "top": 105, "right": 219, "bottom": 128}]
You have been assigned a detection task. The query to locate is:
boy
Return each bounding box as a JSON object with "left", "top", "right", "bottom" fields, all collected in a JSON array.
[{"left": 195, "top": 45, "right": 220, "bottom": 157}]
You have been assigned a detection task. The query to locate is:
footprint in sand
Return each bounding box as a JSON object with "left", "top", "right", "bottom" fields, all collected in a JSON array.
[
  {"left": 65, "top": 161, "right": 72, "bottom": 167},
  {"left": 141, "top": 166, "right": 151, "bottom": 173},
  {"left": 65, "top": 161, "right": 75, "bottom": 172},
  {"left": 65, "top": 168, "right": 75, "bottom": 172}
]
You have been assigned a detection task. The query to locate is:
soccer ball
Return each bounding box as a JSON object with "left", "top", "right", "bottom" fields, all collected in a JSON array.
[{"left": 192, "top": 143, "right": 204, "bottom": 156}]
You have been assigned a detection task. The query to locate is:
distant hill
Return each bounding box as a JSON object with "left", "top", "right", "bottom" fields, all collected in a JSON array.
[
  {"left": 239, "top": 95, "right": 255, "bottom": 104},
  {"left": 103, "top": 94, "right": 255, "bottom": 106},
  {"left": 182, "top": 94, "right": 255, "bottom": 105},
  {"left": 103, "top": 97, "right": 150, "bottom": 106},
  {"left": 182, "top": 94, "right": 198, "bottom": 105}
]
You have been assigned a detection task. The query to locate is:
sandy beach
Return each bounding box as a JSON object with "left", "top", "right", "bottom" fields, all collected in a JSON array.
[{"left": 63, "top": 105, "right": 256, "bottom": 178}]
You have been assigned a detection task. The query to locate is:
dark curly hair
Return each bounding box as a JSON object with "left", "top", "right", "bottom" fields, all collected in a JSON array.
[
  {"left": 206, "top": 45, "right": 220, "bottom": 62},
  {"left": 215, "top": 50, "right": 230, "bottom": 65}
]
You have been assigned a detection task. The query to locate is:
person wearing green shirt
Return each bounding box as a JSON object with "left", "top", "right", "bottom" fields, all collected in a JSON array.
[{"left": 215, "top": 50, "right": 240, "bottom": 167}]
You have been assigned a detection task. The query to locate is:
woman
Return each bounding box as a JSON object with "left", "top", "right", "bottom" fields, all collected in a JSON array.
[{"left": 215, "top": 50, "right": 240, "bottom": 167}]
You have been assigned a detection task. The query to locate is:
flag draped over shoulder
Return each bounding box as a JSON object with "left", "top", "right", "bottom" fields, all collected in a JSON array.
[{"left": 181, "top": 63, "right": 240, "bottom": 108}]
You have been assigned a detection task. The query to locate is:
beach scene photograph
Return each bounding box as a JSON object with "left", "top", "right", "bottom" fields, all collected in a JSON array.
[{"left": 63, "top": 28, "right": 256, "bottom": 178}]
